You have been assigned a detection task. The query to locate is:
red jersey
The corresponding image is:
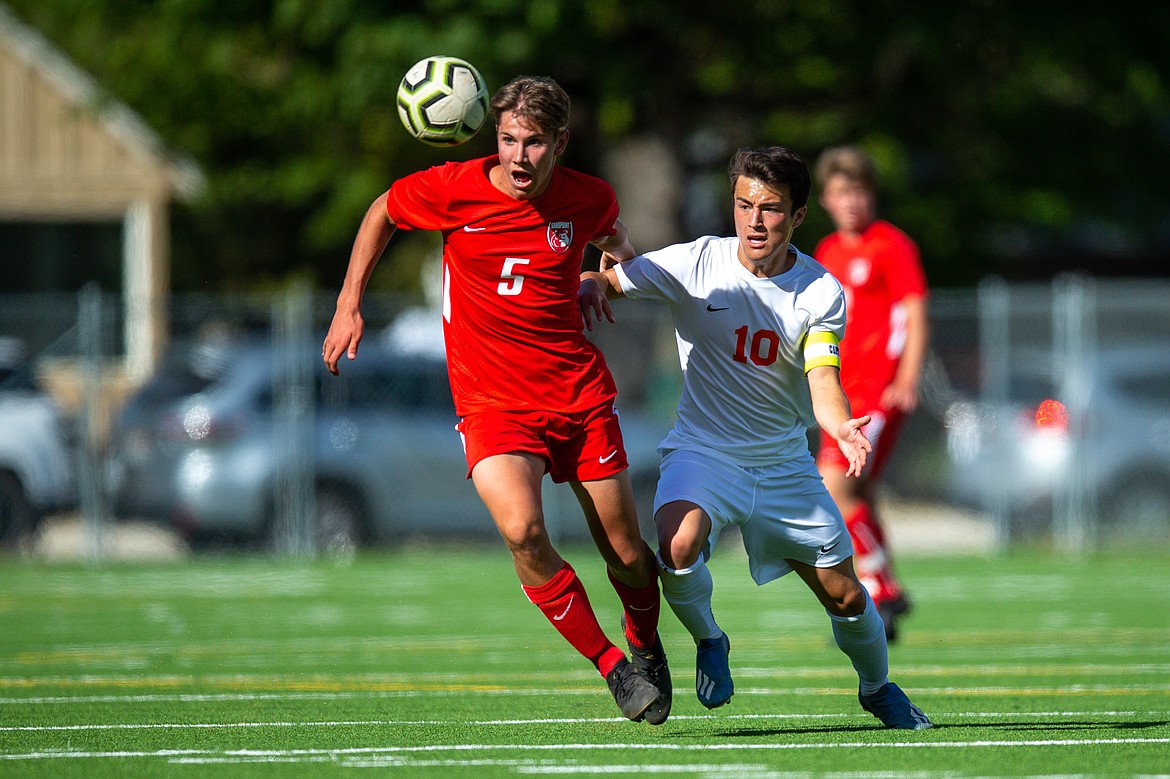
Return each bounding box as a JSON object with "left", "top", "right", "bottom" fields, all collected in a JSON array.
[
  {"left": 385, "top": 156, "right": 620, "bottom": 416},
  {"left": 813, "top": 219, "right": 928, "bottom": 409}
]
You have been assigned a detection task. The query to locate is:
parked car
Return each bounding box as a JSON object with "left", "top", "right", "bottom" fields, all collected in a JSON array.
[
  {"left": 0, "top": 338, "right": 75, "bottom": 547},
  {"left": 108, "top": 338, "right": 668, "bottom": 552},
  {"left": 944, "top": 345, "right": 1170, "bottom": 537},
  {"left": 107, "top": 337, "right": 237, "bottom": 519}
]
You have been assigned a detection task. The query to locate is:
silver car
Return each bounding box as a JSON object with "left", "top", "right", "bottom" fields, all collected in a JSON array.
[
  {"left": 945, "top": 345, "right": 1170, "bottom": 538},
  {"left": 110, "top": 339, "right": 667, "bottom": 552},
  {"left": 0, "top": 339, "right": 75, "bottom": 547},
  {"left": 107, "top": 339, "right": 231, "bottom": 520}
]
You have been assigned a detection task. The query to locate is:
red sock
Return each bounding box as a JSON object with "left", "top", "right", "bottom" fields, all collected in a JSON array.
[
  {"left": 845, "top": 503, "right": 903, "bottom": 605},
  {"left": 522, "top": 564, "right": 626, "bottom": 678},
  {"left": 607, "top": 568, "right": 661, "bottom": 651}
]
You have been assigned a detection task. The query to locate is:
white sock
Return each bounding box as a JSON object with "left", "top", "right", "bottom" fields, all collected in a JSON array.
[
  {"left": 657, "top": 552, "right": 723, "bottom": 643},
  {"left": 829, "top": 592, "right": 889, "bottom": 696}
]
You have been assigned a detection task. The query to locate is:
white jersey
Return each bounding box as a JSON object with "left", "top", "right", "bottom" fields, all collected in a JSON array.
[{"left": 614, "top": 235, "right": 846, "bottom": 465}]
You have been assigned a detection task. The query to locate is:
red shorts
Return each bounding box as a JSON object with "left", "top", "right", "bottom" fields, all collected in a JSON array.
[
  {"left": 817, "top": 407, "right": 905, "bottom": 478},
  {"left": 457, "top": 403, "right": 630, "bottom": 483}
]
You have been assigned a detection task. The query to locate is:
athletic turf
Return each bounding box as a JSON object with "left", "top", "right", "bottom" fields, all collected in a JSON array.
[{"left": 1, "top": 541, "right": 1167, "bottom": 777}]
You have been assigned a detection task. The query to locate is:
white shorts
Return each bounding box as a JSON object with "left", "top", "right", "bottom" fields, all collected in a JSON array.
[{"left": 654, "top": 447, "right": 853, "bottom": 585}]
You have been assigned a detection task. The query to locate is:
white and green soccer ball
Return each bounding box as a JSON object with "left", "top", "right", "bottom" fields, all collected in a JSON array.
[{"left": 396, "top": 56, "right": 489, "bottom": 147}]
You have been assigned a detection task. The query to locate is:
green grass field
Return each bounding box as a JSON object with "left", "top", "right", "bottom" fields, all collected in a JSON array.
[{"left": 2, "top": 541, "right": 1168, "bottom": 777}]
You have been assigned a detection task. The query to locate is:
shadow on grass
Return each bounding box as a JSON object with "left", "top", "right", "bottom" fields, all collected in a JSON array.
[
  {"left": 709, "top": 724, "right": 927, "bottom": 738},
  {"left": 707, "top": 718, "right": 1169, "bottom": 739},
  {"left": 962, "top": 719, "right": 1170, "bottom": 733}
]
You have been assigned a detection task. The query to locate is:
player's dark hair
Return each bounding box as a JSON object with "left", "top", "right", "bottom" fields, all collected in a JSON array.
[
  {"left": 490, "top": 76, "right": 570, "bottom": 135},
  {"left": 727, "top": 146, "right": 811, "bottom": 212},
  {"left": 814, "top": 146, "right": 877, "bottom": 191}
]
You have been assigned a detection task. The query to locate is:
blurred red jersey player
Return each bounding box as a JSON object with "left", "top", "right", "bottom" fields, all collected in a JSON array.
[{"left": 813, "top": 146, "right": 930, "bottom": 642}]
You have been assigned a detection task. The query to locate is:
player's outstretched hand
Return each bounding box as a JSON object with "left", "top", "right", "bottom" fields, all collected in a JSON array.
[
  {"left": 578, "top": 272, "right": 615, "bottom": 332},
  {"left": 322, "top": 308, "right": 364, "bottom": 376},
  {"left": 836, "top": 415, "right": 873, "bottom": 478}
]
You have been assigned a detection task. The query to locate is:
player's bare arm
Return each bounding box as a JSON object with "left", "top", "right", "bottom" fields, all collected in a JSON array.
[
  {"left": 808, "top": 365, "right": 872, "bottom": 478},
  {"left": 592, "top": 218, "right": 635, "bottom": 271},
  {"left": 323, "top": 192, "right": 397, "bottom": 375},
  {"left": 882, "top": 295, "right": 930, "bottom": 412}
]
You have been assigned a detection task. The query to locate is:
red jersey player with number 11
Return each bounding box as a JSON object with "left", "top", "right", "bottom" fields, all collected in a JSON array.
[{"left": 322, "top": 75, "right": 670, "bottom": 724}]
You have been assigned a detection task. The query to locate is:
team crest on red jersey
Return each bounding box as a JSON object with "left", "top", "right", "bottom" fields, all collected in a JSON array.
[{"left": 547, "top": 221, "right": 573, "bottom": 254}]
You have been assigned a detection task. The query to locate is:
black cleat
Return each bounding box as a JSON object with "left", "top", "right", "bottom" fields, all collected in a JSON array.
[
  {"left": 606, "top": 658, "right": 659, "bottom": 722},
  {"left": 627, "top": 631, "right": 671, "bottom": 725},
  {"left": 878, "top": 595, "right": 912, "bottom": 643}
]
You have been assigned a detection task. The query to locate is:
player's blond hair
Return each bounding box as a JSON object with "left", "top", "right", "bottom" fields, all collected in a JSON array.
[
  {"left": 815, "top": 146, "right": 878, "bottom": 191},
  {"left": 490, "top": 76, "right": 570, "bottom": 135}
]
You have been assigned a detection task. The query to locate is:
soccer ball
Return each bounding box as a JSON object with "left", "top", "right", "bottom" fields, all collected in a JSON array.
[{"left": 396, "top": 56, "right": 490, "bottom": 147}]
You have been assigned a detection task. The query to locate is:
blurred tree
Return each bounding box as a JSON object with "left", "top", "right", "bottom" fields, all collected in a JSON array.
[{"left": 7, "top": 0, "right": 1169, "bottom": 291}]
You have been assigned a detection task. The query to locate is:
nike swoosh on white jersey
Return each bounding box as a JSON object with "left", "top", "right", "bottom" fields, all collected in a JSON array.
[
  {"left": 553, "top": 594, "right": 575, "bottom": 621},
  {"left": 599, "top": 450, "right": 618, "bottom": 464}
]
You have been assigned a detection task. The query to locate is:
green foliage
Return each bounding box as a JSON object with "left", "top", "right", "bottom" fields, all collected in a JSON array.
[{"left": 6, "top": 1, "right": 1169, "bottom": 291}]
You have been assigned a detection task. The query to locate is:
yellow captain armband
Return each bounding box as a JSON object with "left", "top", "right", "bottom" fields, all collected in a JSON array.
[{"left": 803, "top": 331, "right": 841, "bottom": 373}]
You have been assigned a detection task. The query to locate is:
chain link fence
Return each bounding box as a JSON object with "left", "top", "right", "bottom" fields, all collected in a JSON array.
[
  {"left": 3, "top": 276, "right": 1168, "bottom": 558},
  {"left": 886, "top": 276, "right": 1170, "bottom": 551}
]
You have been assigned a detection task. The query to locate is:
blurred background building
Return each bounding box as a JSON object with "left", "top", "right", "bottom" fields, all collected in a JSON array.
[{"left": 0, "top": 4, "right": 202, "bottom": 389}]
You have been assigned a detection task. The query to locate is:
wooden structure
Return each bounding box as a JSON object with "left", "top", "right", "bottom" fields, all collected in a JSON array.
[{"left": 0, "top": 4, "right": 203, "bottom": 379}]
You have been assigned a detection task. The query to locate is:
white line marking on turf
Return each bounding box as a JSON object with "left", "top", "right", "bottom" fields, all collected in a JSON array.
[
  {"left": 1, "top": 720, "right": 418, "bottom": 732},
  {"left": 3, "top": 739, "right": 1170, "bottom": 762},
  {"left": 3, "top": 683, "right": 1168, "bottom": 707},
  {"left": 4, "top": 710, "right": 1168, "bottom": 732}
]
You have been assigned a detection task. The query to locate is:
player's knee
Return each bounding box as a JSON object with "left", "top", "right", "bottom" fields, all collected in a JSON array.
[
  {"left": 659, "top": 532, "right": 703, "bottom": 571},
  {"left": 497, "top": 518, "right": 551, "bottom": 559},
  {"left": 607, "top": 538, "right": 652, "bottom": 573},
  {"left": 830, "top": 579, "right": 870, "bottom": 618}
]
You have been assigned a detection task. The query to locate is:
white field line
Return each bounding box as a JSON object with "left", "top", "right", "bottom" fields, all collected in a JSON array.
[
  {"left": 1, "top": 663, "right": 1167, "bottom": 686},
  {"left": 3, "top": 738, "right": 1170, "bottom": 763},
  {"left": 2, "top": 681, "right": 1169, "bottom": 707},
  {"left": 2, "top": 710, "right": 1170, "bottom": 733}
]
